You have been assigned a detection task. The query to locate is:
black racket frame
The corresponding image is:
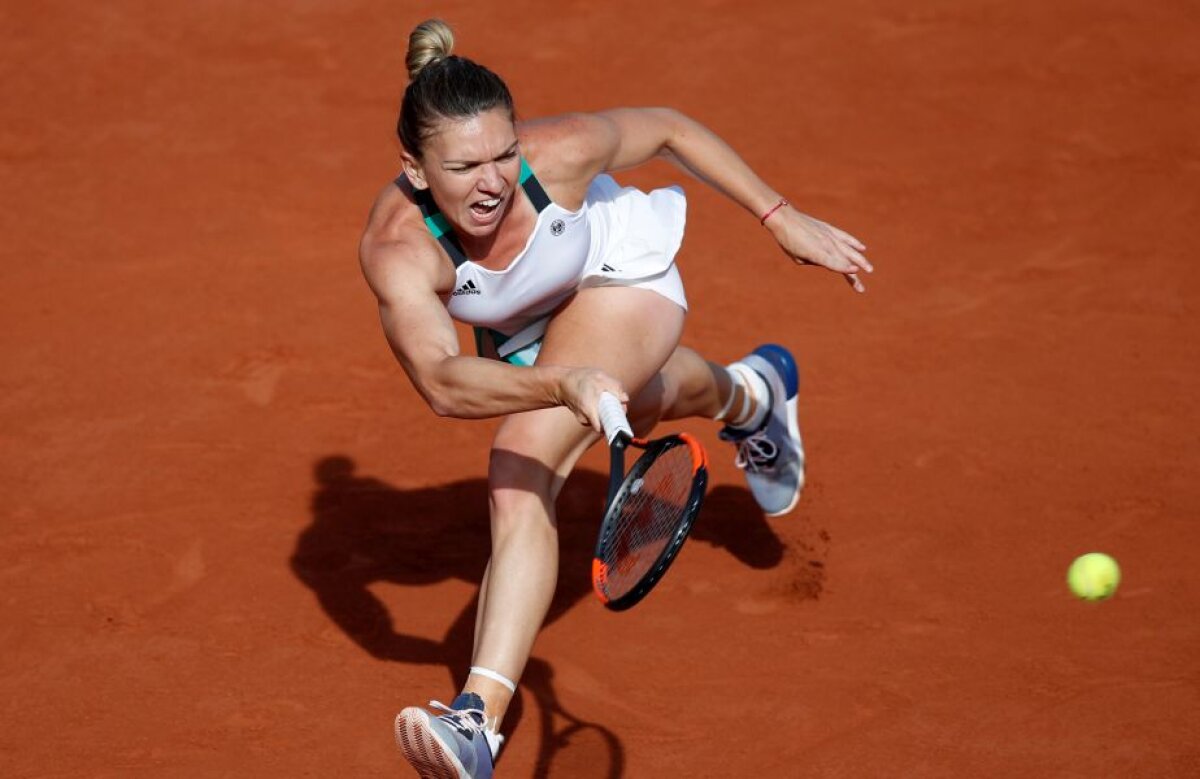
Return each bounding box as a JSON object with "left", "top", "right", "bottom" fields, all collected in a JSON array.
[{"left": 593, "top": 433, "right": 708, "bottom": 611}]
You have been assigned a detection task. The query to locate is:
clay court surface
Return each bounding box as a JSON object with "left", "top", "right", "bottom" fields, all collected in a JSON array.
[{"left": 3, "top": 1, "right": 1199, "bottom": 776}]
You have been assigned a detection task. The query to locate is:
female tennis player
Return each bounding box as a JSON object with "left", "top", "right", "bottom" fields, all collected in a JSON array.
[{"left": 360, "top": 19, "right": 871, "bottom": 778}]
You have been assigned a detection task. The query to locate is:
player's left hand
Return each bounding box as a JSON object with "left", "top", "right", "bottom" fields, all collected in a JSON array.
[{"left": 765, "top": 205, "right": 873, "bottom": 292}]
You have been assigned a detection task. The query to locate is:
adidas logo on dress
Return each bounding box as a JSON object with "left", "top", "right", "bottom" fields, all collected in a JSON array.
[{"left": 452, "top": 279, "right": 481, "bottom": 296}]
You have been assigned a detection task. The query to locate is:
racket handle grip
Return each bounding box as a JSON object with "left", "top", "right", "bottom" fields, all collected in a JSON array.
[{"left": 598, "top": 392, "right": 633, "bottom": 445}]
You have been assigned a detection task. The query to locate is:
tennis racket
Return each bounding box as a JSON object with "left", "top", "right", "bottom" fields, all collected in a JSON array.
[{"left": 592, "top": 392, "right": 709, "bottom": 611}]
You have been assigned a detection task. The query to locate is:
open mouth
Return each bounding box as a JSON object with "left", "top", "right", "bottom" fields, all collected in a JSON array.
[{"left": 470, "top": 197, "right": 503, "bottom": 219}]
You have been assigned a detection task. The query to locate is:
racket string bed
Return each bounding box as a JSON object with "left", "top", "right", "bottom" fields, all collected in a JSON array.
[
  {"left": 605, "top": 446, "right": 692, "bottom": 591},
  {"left": 593, "top": 392, "right": 709, "bottom": 610}
]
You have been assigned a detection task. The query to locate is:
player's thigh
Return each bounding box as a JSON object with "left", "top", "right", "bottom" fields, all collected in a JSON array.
[
  {"left": 488, "top": 287, "right": 686, "bottom": 501},
  {"left": 538, "top": 285, "right": 686, "bottom": 393}
]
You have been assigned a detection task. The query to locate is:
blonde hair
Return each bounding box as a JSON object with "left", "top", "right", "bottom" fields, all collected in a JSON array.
[{"left": 406, "top": 19, "right": 455, "bottom": 81}]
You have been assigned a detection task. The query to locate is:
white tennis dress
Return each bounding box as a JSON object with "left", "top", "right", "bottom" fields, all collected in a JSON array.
[{"left": 406, "top": 160, "right": 688, "bottom": 365}]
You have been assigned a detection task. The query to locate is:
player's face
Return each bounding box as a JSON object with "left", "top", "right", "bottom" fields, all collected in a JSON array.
[{"left": 405, "top": 108, "right": 521, "bottom": 238}]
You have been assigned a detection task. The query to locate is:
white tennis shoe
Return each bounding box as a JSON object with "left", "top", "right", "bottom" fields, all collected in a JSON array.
[
  {"left": 395, "top": 692, "right": 502, "bottom": 779},
  {"left": 719, "top": 344, "right": 805, "bottom": 516}
]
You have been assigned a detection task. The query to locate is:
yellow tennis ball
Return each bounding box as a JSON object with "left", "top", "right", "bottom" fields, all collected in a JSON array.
[{"left": 1067, "top": 552, "right": 1120, "bottom": 601}]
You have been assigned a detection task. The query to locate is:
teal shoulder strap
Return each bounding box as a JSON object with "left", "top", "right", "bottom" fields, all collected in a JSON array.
[
  {"left": 518, "top": 158, "right": 552, "bottom": 213},
  {"left": 399, "top": 176, "right": 470, "bottom": 268}
]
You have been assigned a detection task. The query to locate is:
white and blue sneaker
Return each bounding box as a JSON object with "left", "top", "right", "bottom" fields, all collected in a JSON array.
[
  {"left": 395, "top": 692, "right": 502, "bottom": 779},
  {"left": 719, "top": 344, "right": 805, "bottom": 516}
]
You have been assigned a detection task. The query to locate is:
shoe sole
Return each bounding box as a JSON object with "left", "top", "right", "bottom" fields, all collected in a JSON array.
[{"left": 395, "top": 708, "right": 468, "bottom": 779}]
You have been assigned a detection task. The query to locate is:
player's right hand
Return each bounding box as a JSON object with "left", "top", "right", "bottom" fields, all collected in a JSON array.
[{"left": 557, "top": 368, "right": 628, "bottom": 433}]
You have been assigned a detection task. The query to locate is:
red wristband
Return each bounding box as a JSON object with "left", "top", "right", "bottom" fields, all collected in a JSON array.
[{"left": 759, "top": 198, "right": 789, "bottom": 225}]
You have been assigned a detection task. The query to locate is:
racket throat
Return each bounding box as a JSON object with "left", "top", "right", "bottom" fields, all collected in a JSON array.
[{"left": 605, "top": 437, "right": 628, "bottom": 506}]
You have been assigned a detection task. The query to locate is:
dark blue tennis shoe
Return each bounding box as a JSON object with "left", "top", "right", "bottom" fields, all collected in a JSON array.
[
  {"left": 719, "top": 344, "right": 806, "bottom": 516},
  {"left": 395, "top": 692, "right": 502, "bottom": 779}
]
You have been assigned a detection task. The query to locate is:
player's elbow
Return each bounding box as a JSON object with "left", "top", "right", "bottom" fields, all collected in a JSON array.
[
  {"left": 654, "top": 108, "right": 694, "bottom": 156},
  {"left": 412, "top": 375, "right": 456, "bottom": 418},
  {"left": 426, "top": 393, "right": 456, "bottom": 419},
  {"left": 410, "top": 363, "right": 465, "bottom": 419},
  {"left": 397, "top": 346, "right": 463, "bottom": 418}
]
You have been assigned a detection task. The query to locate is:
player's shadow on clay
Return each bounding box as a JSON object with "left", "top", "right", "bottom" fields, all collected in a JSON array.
[{"left": 291, "top": 454, "right": 816, "bottom": 777}]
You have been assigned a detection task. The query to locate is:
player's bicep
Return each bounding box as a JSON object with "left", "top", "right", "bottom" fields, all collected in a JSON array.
[
  {"left": 590, "top": 108, "right": 680, "bottom": 171},
  {"left": 361, "top": 243, "right": 459, "bottom": 397},
  {"left": 376, "top": 289, "right": 459, "bottom": 380},
  {"left": 524, "top": 110, "right": 678, "bottom": 182}
]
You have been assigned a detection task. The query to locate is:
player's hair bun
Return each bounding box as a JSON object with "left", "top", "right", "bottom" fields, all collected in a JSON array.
[
  {"left": 396, "top": 19, "right": 513, "bottom": 156},
  {"left": 406, "top": 19, "right": 455, "bottom": 81}
]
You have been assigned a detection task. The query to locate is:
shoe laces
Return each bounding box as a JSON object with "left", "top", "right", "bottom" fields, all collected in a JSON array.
[
  {"left": 732, "top": 431, "right": 779, "bottom": 473},
  {"left": 428, "top": 700, "right": 505, "bottom": 757},
  {"left": 429, "top": 699, "right": 487, "bottom": 737}
]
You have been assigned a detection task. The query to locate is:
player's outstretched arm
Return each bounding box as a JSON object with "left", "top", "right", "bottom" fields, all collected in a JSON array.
[
  {"left": 359, "top": 236, "right": 626, "bottom": 429},
  {"left": 555, "top": 108, "right": 874, "bottom": 292}
]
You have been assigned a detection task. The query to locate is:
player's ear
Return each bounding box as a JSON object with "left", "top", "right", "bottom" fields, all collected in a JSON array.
[{"left": 401, "top": 151, "right": 428, "bottom": 190}]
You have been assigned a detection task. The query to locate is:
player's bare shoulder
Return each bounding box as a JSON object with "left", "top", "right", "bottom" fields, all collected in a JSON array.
[
  {"left": 359, "top": 179, "right": 455, "bottom": 303},
  {"left": 518, "top": 113, "right": 615, "bottom": 205}
]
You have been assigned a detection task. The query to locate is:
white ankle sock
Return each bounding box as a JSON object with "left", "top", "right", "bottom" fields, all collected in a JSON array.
[{"left": 718, "top": 363, "right": 769, "bottom": 431}]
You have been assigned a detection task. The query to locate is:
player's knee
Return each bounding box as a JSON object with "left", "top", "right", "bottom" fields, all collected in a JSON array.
[
  {"left": 488, "top": 448, "right": 555, "bottom": 506},
  {"left": 487, "top": 482, "right": 557, "bottom": 540}
]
